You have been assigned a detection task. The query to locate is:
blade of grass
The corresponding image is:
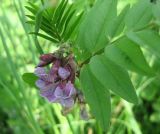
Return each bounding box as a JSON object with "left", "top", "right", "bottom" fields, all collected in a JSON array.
[{"left": 0, "top": 27, "right": 44, "bottom": 134}]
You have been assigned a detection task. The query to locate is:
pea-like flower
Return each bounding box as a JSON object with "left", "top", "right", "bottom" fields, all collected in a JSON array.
[
  {"left": 35, "top": 54, "right": 77, "bottom": 109},
  {"left": 54, "top": 81, "right": 76, "bottom": 108},
  {"left": 34, "top": 53, "right": 89, "bottom": 118},
  {"left": 58, "top": 67, "right": 70, "bottom": 80},
  {"left": 34, "top": 66, "right": 59, "bottom": 102}
]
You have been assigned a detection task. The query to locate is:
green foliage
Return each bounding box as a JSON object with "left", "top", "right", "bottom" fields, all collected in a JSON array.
[
  {"left": 76, "top": 0, "right": 117, "bottom": 62},
  {"left": 152, "top": 0, "right": 160, "bottom": 20},
  {"left": 76, "top": 0, "right": 160, "bottom": 130},
  {"left": 107, "top": 4, "right": 130, "bottom": 38},
  {"left": 125, "top": 0, "right": 153, "bottom": 30},
  {"left": 22, "top": 73, "right": 38, "bottom": 88},
  {"left": 23, "top": 0, "right": 160, "bottom": 131},
  {"left": 1, "top": 0, "right": 160, "bottom": 133},
  {"left": 80, "top": 65, "right": 111, "bottom": 131},
  {"left": 26, "top": 0, "right": 83, "bottom": 44},
  {"left": 127, "top": 29, "right": 160, "bottom": 58},
  {"left": 105, "top": 36, "right": 154, "bottom": 76},
  {"left": 88, "top": 55, "right": 138, "bottom": 104}
]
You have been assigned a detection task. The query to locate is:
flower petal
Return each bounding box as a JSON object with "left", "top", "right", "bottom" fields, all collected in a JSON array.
[
  {"left": 35, "top": 79, "right": 46, "bottom": 89},
  {"left": 40, "top": 84, "right": 59, "bottom": 102},
  {"left": 34, "top": 67, "right": 46, "bottom": 77},
  {"left": 40, "top": 87, "right": 54, "bottom": 97},
  {"left": 46, "top": 94, "right": 58, "bottom": 102},
  {"left": 60, "top": 98, "right": 74, "bottom": 108},
  {"left": 35, "top": 67, "right": 55, "bottom": 82},
  {"left": 41, "top": 74, "right": 55, "bottom": 82},
  {"left": 49, "top": 60, "right": 60, "bottom": 75},
  {"left": 65, "top": 81, "right": 76, "bottom": 97},
  {"left": 54, "top": 86, "right": 63, "bottom": 98},
  {"left": 58, "top": 67, "right": 70, "bottom": 80}
]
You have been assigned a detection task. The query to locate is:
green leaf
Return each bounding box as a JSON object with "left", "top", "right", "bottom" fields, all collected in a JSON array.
[
  {"left": 105, "top": 36, "right": 154, "bottom": 76},
  {"left": 25, "top": 6, "right": 37, "bottom": 15},
  {"left": 22, "top": 73, "right": 38, "bottom": 87},
  {"left": 30, "top": 32, "right": 59, "bottom": 43},
  {"left": 29, "top": 17, "right": 58, "bottom": 38},
  {"left": 108, "top": 5, "right": 130, "bottom": 38},
  {"left": 53, "top": 0, "right": 66, "bottom": 23},
  {"left": 127, "top": 29, "right": 160, "bottom": 58},
  {"left": 61, "top": 10, "right": 76, "bottom": 36},
  {"left": 27, "top": 1, "right": 39, "bottom": 10},
  {"left": 64, "top": 12, "right": 83, "bottom": 40},
  {"left": 26, "top": 0, "right": 81, "bottom": 42},
  {"left": 141, "top": 81, "right": 158, "bottom": 101},
  {"left": 26, "top": 15, "right": 35, "bottom": 20},
  {"left": 125, "top": 0, "right": 153, "bottom": 30},
  {"left": 152, "top": 0, "right": 160, "bottom": 20},
  {"left": 76, "top": 0, "right": 117, "bottom": 62},
  {"left": 55, "top": 0, "right": 68, "bottom": 25},
  {"left": 26, "top": 20, "right": 35, "bottom": 25},
  {"left": 32, "top": 5, "right": 45, "bottom": 54},
  {"left": 80, "top": 65, "right": 111, "bottom": 131},
  {"left": 89, "top": 55, "right": 138, "bottom": 104},
  {"left": 57, "top": 4, "right": 74, "bottom": 32},
  {"left": 35, "top": 6, "right": 45, "bottom": 34}
]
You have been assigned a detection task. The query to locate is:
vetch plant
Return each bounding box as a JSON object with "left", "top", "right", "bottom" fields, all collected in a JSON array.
[
  {"left": 34, "top": 50, "right": 84, "bottom": 115},
  {"left": 22, "top": 0, "right": 160, "bottom": 132}
]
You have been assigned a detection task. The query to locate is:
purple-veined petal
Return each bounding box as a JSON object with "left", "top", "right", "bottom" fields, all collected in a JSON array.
[
  {"left": 35, "top": 67, "right": 55, "bottom": 82},
  {"left": 36, "top": 79, "right": 46, "bottom": 89},
  {"left": 34, "top": 67, "right": 46, "bottom": 77},
  {"left": 54, "top": 81, "right": 77, "bottom": 99},
  {"left": 65, "top": 81, "right": 76, "bottom": 97},
  {"left": 40, "top": 74, "right": 55, "bottom": 82},
  {"left": 58, "top": 67, "right": 70, "bottom": 80},
  {"left": 54, "top": 86, "right": 64, "bottom": 98},
  {"left": 45, "top": 94, "right": 58, "bottom": 102},
  {"left": 60, "top": 98, "right": 74, "bottom": 108},
  {"left": 40, "top": 86, "right": 58, "bottom": 102},
  {"left": 40, "top": 86, "right": 54, "bottom": 97},
  {"left": 50, "top": 60, "right": 60, "bottom": 75},
  {"left": 36, "top": 79, "right": 56, "bottom": 90}
]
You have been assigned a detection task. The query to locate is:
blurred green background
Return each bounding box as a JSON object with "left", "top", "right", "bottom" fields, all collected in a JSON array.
[{"left": 1, "top": 0, "right": 160, "bottom": 134}]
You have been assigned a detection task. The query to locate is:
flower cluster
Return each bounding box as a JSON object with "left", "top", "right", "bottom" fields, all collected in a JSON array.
[
  {"left": 34, "top": 51, "right": 89, "bottom": 119},
  {"left": 34, "top": 53, "right": 77, "bottom": 109}
]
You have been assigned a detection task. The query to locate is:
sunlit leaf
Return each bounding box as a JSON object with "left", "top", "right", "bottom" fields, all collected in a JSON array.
[
  {"left": 125, "top": 0, "right": 153, "bottom": 30},
  {"left": 105, "top": 36, "right": 154, "bottom": 76},
  {"left": 22, "top": 73, "right": 38, "bottom": 87},
  {"left": 26, "top": 0, "right": 81, "bottom": 43},
  {"left": 76, "top": 0, "right": 117, "bottom": 62},
  {"left": 30, "top": 32, "right": 59, "bottom": 43},
  {"left": 127, "top": 30, "right": 160, "bottom": 58},
  {"left": 80, "top": 65, "right": 111, "bottom": 131},
  {"left": 64, "top": 12, "right": 83, "bottom": 40},
  {"left": 152, "top": 0, "right": 160, "bottom": 20},
  {"left": 89, "top": 55, "right": 138, "bottom": 104},
  {"left": 108, "top": 4, "right": 130, "bottom": 38}
]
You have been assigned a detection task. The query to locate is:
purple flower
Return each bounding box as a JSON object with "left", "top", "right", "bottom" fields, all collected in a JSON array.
[
  {"left": 34, "top": 53, "right": 79, "bottom": 113},
  {"left": 34, "top": 67, "right": 58, "bottom": 102},
  {"left": 35, "top": 64, "right": 77, "bottom": 108},
  {"left": 54, "top": 81, "right": 76, "bottom": 108},
  {"left": 37, "top": 53, "right": 56, "bottom": 67},
  {"left": 58, "top": 67, "right": 70, "bottom": 80}
]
